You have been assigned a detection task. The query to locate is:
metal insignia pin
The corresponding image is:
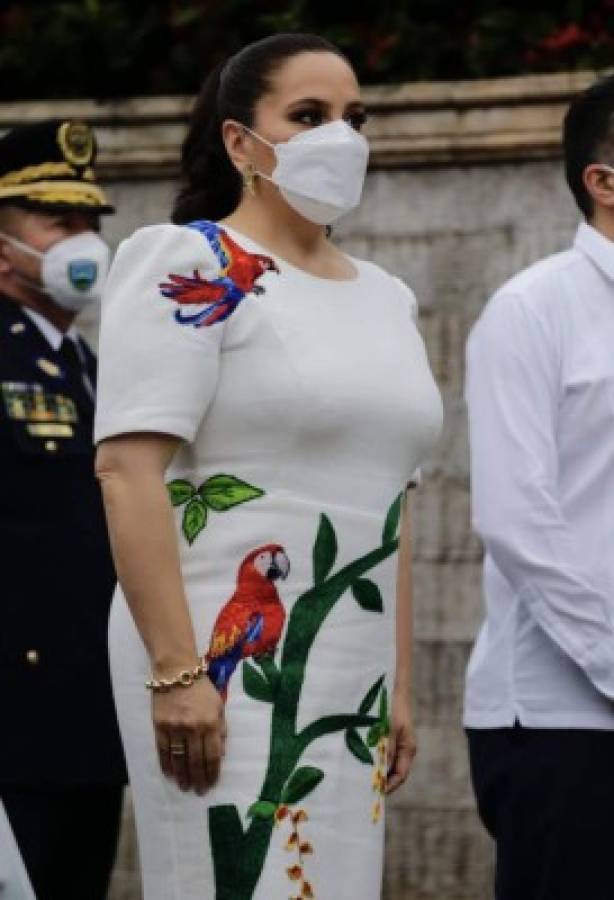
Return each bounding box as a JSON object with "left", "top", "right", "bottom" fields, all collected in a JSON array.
[
  {"left": 37, "top": 358, "right": 61, "bottom": 378},
  {"left": 10, "top": 323, "right": 25, "bottom": 334}
]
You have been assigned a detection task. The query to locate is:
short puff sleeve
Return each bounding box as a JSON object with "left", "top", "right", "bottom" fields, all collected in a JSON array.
[{"left": 94, "top": 223, "right": 223, "bottom": 444}]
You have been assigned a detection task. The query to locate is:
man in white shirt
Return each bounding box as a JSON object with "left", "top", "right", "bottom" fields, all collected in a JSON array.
[{"left": 464, "top": 75, "right": 614, "bottom": 899}]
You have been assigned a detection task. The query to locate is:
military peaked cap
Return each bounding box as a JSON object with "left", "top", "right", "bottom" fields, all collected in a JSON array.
[{"left": 0, "top": 119, "right": 114, "bottom": 214}]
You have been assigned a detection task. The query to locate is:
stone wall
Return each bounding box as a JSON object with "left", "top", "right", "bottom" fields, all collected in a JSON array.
[{"left": 1, "top": 71, "right": 596, "bottom": 899}]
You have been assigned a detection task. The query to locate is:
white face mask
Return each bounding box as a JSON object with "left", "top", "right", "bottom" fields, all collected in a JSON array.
[
  {"left": 0, "top": 230, "right": 110, "bottom": 312},
  {"left": 244, "top": 119, "right": 370, "bottom": 225}
]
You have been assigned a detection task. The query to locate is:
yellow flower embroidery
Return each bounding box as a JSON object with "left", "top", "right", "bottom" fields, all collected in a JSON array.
[
  {"left": 278, "top": 805, "right": 316, "bottom": 898},
  {"left": 371, "top": 736, "right": 388, "bottom": 824}
]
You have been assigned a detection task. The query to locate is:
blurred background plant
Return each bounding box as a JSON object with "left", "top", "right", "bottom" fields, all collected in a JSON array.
[{"left": 1, "top": 0, "right": 612, "bottom": 100}]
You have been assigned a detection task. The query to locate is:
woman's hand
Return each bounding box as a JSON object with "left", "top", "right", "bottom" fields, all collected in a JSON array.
[
  {"left": 386, "top": 687, "right": 417, "bottom": 794},
  {"left": 153, "top": 677, "right": 226, "bottom": 795}
]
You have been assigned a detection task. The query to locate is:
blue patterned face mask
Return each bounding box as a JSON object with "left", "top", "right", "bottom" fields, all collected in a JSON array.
[
  {"left": 0, "top": 230, "right": 110, "bottom": 311},
  {"left": 243, "top": 119, "right": 370, "bottom": 225}
]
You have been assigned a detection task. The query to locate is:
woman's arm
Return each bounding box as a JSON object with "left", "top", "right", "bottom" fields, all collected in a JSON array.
[
  {"left": 386, "top": 487, "right": 418, "bottom": 793},
  {"left": 95, "top": 433, "right": 225, "bottom": 794},
  {"left": 95, "top": 433, "right": 199, "bottom": 672}
]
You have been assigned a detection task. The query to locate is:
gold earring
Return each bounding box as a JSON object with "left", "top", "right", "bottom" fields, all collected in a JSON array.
[{"left": 243, "top": 163, "right": 256, "bottom": 196}]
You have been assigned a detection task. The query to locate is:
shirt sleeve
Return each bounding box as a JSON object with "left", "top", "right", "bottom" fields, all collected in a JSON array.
[
  {"left": 94, "top": 223, "right": 224, "bottom": 444},
  {"left": 466, "top": 289, "right": 614, "bottom": 699},
  {"left": 391, "top": 274, "right": 422, "bottom": 487}
]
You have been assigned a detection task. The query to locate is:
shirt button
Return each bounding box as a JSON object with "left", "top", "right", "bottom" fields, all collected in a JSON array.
[
  {"left": 26, "top": 649, "right": 39, "bottom": 665},
  {"left": 45, "top": 440, "right": 58, "bottom": 453}
]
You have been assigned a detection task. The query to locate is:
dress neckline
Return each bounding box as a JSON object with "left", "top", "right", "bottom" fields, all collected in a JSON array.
[{"left": 218, "top": 222, "right": 362, "bottom": 285}]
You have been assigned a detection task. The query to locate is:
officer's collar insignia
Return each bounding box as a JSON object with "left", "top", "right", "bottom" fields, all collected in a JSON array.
[
  {"left": 57, "top": 121, "right": 94, "bottom": 168},
  {"left": 10, "top": 322, "right": 26, "bottom": 334},
  {"left": 37, "top": 357, "right": 62, "bottom": 378},
  {"left": 68, "top": 259, "right": 97, "bottom": 291}
]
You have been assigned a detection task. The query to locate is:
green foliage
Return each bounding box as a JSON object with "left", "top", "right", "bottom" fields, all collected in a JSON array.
[
  {"left": 209, "top": 503, "right": 398, "bottom": 898},
  {"left": 382, "top": 491, "right": 403, "bottom": 544},
  {"left": 281, "top": 766, "right": 324, "bottom": 804},
  {"left": 345, "top": 726, "right": 373, "bottom": 764},
  {"left": 358, "top": 674, "right": 385, "bottom": 714},
  {"left": 247, "top": 800, "right": 278, "bottom": 820},
  {"left": 167, "top": 473, "right": 264, "bottom": 544},
  {"left": 182, "top": 495, "right": 207, "bottom": 545},
  {"left": 255, "top": 656, "right": 281, "bottom": 695},
  {"left": 351, "top": 577, "right": 384, "bottom": 613},
  {"left": 2, "top": 0, "right": 613, "bottom": 101},
  {"left": 199, "top": 474, "right": 265, "bottom": 511},
  {"left": 167, "top": 478, "right": 195, "bottom": 506},
  {"left": 312, "top": 513, "right": 337, "bottom": 585},
  {"left": 242, "top": 660, "right": 274, "bottom": 703}
]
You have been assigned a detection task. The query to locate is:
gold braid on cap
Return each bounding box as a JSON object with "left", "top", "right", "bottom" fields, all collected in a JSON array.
[
  {"left": 0, "top": 162, "right": 77, "bottom": 187},
  {"left": 0, "top": 180, "right": 109, "bottom": 207}
]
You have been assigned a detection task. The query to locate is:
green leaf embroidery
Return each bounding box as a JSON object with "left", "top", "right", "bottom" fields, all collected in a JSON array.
[
  {"left": 382, "top": 491, "right": 403, "bottom": 544},
  {"left": 281, "top": 766, "right": 324, "bottom": 805},
  {"left": 358, "top": 675, "right": 386, "bottom": 714},
  {"left": 379, "top": 685, "right": 390, "bottom": 734},
  {"left": 345, "top": 727, "right": 373, "bottom": 765},
  {"left": 367, "top": 722, "right": 384, "bottom": 747},
  {"left": 255, "top": 656, "right": 281, "bottom": 696},
  {"left": 247, "top": 800, "right": 277, "bottom": 820},
  {"left": 200, "top": 474, "right": 265, "bottom": 512},
  {"left": 351, "top": 578, "right": 384, "bottom": 613},
  {"left": 167, "top": 478, "right": 196, "bottom": 507},
  {"left": 182, "top": 496, "right": 207, "bottom": 544},
  {"left": 312, "top": 513, "right": 337, "bottom": 584},
  {"left": 207, "top": 495, "right": 401, "bottom": 899},
  {"left": 242, "top": 661, "right": 273, "bottom": 703}
]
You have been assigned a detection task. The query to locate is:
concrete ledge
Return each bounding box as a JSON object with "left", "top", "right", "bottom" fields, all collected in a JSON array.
[{"left": 0, "top": 70, "right": 609, "bottom": 177}]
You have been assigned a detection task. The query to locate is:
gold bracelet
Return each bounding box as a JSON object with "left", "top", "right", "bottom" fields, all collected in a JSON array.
[{"left": 145, "top": 656, "right": 209, "bottom": 692}]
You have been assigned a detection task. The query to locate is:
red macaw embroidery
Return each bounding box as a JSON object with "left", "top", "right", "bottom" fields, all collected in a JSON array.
[
  {"left": 206, "top": 544, "right": 290, "bottom": 700},
  {"left": 159, "top": 221, "right": 279, "bottom": 327}
]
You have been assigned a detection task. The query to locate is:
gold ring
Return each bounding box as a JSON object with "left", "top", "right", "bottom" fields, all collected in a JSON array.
[{"left": 169, "top": 741, "right": 187, "bottom": 757}]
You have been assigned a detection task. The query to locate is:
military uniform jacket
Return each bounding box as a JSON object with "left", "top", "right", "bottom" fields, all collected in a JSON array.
[{"left": 0, "top": 294, "right": 127, "bottom": 786}]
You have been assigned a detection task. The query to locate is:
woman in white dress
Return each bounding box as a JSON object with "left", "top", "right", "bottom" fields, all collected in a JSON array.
[{"left": 94, "top": 33, "right": 442, "bottom": 900}]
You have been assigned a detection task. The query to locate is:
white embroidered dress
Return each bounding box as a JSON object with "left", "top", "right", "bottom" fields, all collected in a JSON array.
[{"left": 94, "top": 220, "right": 442, "bottom": 900}]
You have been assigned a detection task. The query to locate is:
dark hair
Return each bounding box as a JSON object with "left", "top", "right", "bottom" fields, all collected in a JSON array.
[
  {"left": 172, "top": 33, "right": 348, "bottom": 224},
  {"left": 563, "top": 74, "right": 614, "bottom": 220}
]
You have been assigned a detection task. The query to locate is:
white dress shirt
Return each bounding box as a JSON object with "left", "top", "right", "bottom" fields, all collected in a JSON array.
[{"left": 464, "top": 222, "right": 614, "bottom": 730}]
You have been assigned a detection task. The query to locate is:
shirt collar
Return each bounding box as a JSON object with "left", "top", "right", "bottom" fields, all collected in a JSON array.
[
  {"left": 574, "top": 221, "right": 614, "bottom": 283},
  {"left": 22, "top": 307, "right": 80, "bottom": 352}
]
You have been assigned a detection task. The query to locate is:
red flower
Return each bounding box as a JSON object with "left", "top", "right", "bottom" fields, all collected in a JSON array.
[
  {"left": 366, "top": 33, "right": 398, "bottom": 70},
  {"left": 538, "top": 23, "right": 590, "bottom": 52}
]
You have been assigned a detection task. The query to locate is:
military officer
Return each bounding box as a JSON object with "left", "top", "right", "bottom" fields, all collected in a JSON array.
[{"left": 0, "top": 120, "right": 127, "bottom": 899}]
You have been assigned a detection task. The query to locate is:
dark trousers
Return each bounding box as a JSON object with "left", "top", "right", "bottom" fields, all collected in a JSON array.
[
  {"left": 467, "top": 724, "right": 614, "bottom": 900},
  {"left": 1, "top": 785, "right": 124, "bottom": 900}
]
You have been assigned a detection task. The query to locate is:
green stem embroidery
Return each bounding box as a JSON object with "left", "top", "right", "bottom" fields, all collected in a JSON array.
[{"left": 208, "top": 492, "right": 403, "bottom": 898}]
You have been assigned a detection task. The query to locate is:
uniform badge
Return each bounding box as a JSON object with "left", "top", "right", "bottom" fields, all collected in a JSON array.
[
  {"left": 57, "top": 121, "right": 94, "bottom": 168},
  {"left": 27, "top": 422, "right": 74, "bottom": 438},
  {"left": 68, "top": 260, "right": 97, "bottom": 291},
  {"left": 37, "top": 357, "right": 61, "bottom": 378},
  {"left": 10, "top": 322, "right": 26, "bottom": 335},
  {"left": 1, "top": 381, "right": 78, "bottom": 424}
]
